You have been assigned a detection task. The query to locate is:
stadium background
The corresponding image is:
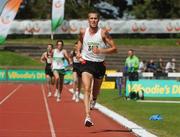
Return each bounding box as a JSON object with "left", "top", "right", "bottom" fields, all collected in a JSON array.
[{"left": 0, "top": 1, "right": 180, "bottom": 137}]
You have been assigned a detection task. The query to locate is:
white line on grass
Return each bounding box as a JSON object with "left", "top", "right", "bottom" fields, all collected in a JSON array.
[
  {"left": 137, "top": 100, "right": 180, "bottom": 103},
  {"left": 0, "top": 84, "right": 22, "bottom": 105},
  {"left": 41, "top": 84, "right": 56, "bottom": 137},
  {"left": 67, "top": 87, "right": 157, "bottom": 137}
]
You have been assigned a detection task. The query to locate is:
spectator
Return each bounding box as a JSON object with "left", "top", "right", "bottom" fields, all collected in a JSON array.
[
  {"left": 165, "top": 58, "right": 176, "bottom": 73},
  {"left": 172, "top": 58, "right": 176, "bottom": 72},
  {"left": 125, "top": 49, "right": 139, "bottom": 73},
  {"left": 146, "top": 59, "right": 156, "bottom": 72},
  {"left": 155, "top": 58, "right": 166, "bottom": 78},
  {"left": 138, "top": 60, "right": 146, "bottom": 73},
  {"left": 125, "top": 49, "right": 139, "bottom": 81},
  {"left": 156, "top": 58, "right": 164, "bottom": 73}
]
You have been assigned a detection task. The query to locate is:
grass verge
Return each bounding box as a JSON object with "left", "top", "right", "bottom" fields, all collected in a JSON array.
[
  {"left": 98, "top": 89, "right": 180, "bottom": 137},
  {"left": 0, "top": 51, "right": 42, "bottom": 67},
  {"left": 3, "top": 38, "right": 179, "bottom": 46}
]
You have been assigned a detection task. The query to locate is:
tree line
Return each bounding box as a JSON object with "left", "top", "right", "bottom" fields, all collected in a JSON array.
[{"left": 16, "top": 0, "right": 180, "bottom": 19}]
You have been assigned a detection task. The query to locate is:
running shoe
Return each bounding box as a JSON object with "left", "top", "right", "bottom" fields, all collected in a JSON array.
[
  {"left": 56, "top": 97, "right": 61, "bottom": 102},
  {"left": 72, "top": 93, "right": 76, "bottom": 100},
  {"left": 69, "top": 88, "right": 73, "bottom": 92},
  {"left": 75, "top": 96, "right": 80, "bottom": 102},
  {"left": 47, "top": 92, "right": 52, "bottom": 97},
  {"left": 54, "top": 89, "right": 58, "bottom": 97},
  {"left": 84, "top": 117, "right": 94, "bottom": 127},
  {"left": 56, "top": 92, "right": 61, "bottom": 102},
  {"left": 90, "top": 100, "right": 96, "bottom": 109},
  {"left": 75, "top": 92, "right": 80, "bottom": 102}
]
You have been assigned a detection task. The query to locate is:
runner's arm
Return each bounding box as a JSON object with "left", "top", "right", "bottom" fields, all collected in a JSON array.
[
  {"left": 64, "top": 50, "right": 72, "bottom": 65},
  {"left": 93, "top": 29, "right": 117, "bottom": 54},
  {"left": 40, "top": 52, "right": 46, "bottom": 64},
  {"left": 76, "top": 28, "right": 85, "bottom": 59}
]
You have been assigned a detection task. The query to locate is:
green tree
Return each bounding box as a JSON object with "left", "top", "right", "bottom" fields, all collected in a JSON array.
[
  {"left": 113, "top": 0, "right": 127, "bottom": 17},
  {"left": 132, "top": 0, "right": 180, "bottom": 19},
  {"left": 65, "top": 0, "right": 95, "bottom": 19},
  {"left": 16, "top": 0, "right": 51, "bottom": 19}
]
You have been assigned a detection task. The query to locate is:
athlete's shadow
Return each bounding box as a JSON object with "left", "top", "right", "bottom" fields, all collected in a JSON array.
[
  {"left": 90, "top": 129, "right": 132, "bottom": 134},
  {"left": 90, "top": 108, "right": 98, "bottom": 110}
]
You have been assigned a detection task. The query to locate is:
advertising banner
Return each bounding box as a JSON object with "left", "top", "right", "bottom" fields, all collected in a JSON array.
[
  {"left": 4, "top": 69, "right": 73, "bottom": 83},
  {"left": 52, "top": 0, "right": 65, "bottom": 32},
  {"left": 8, "top": 70, "right": 46, "bottom": 81},
  {"left": 126, "top": 79, "right": 180, "bottom": 97},
  {"left": 0, "top": 70, "right": 6, "bottom": 81},
  {"left": 8, "top": 19, "right": 180, "bottom": 35}
]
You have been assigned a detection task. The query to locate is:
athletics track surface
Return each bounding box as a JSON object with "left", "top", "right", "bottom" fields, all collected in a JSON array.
[{"left": 0, "top": 83, "right": 136, "bottom": 137}]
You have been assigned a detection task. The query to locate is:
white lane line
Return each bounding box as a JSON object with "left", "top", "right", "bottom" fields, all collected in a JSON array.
[
  {"left": 67, "top": 87, "right": 157, "bottom": 137},
  {"left": 41, "top": 84, "right": 56, "bottom": 137},
  {"left": 0, "top": 84, "right": 22, "bottom": 105},
  {"left": 137, "top": 100, "right": 180, "bottom": 103}
]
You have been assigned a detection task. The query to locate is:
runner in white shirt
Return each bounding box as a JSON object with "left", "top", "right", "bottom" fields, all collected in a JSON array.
[
  {"left": 76, "top": 11, "right": 117, "bottom": 127},
  {"left": 52, "top": 40, "right": 72, "bottom": 102}
]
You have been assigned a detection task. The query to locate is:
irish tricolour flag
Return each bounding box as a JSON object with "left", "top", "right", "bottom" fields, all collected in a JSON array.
[
  {"left": 51, "top": 0, "right": 65, "bottom": 32},
  {"left": 0, "top": 0, "right": 9, "bottom": 15},
  {"left": 0, "top": 0, "right": 22, "bottom": 44}
]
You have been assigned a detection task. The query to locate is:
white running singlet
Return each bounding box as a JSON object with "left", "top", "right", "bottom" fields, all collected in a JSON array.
[
  {"left": 71, "top": 51, "right": 80, "bottom": 63},
  {"left": 81, "top": 27, "right": 107, "bottom": 62},
  {"left": 52, "top": 49, "right": 65, "bottom": 70}
]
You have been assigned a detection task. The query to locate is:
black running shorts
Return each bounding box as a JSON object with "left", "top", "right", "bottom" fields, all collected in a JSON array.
[
  {"left": 73, "top": 62, "right": 81, "bottom": 76},
  {"left": 80, "top": 60, "right": 106, "bottom": 79},
  {"left": 45, "top": 64, "right": 53, "bottom": 77}
]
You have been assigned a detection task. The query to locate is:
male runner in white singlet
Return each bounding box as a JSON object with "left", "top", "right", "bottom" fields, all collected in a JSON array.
[
  {"left": 76, "top": 11, "right": 117, "bottom": 127},
  {"left": 52, "top": 40, "right": 72, "bottom": 102}
]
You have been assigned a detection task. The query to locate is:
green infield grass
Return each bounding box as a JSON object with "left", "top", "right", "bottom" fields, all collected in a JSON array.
[
  {"left": 4, "top": 37, "right": 179, "bottom": 46},
  {"left": 0, "top": 51, "right": 42, "bottom": 67},
  {"left": 98, "top": 89, "right": 180, "bottom": 137}
]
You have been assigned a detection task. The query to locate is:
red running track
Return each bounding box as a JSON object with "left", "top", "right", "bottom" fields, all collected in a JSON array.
[{"left": 0, "top": 83, "right": 136, "bottom": 137}]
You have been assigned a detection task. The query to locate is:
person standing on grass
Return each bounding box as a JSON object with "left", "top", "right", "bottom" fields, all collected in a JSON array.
[
  {"left": 125, "top": 49, "right": 139, "bottom": 81},
  {"left": 76, "top": 11, "right": 117, "bottom": 127},
  {"left": 52, "top": 40, "right": 72, "bottom": 102},
  {"left": 125, "top": 49, "right": 139, "bottom": 73},
  {"left": 70, "top": 42, "right": 82, "bottom": 102},
  {"left": 40, "top": 44, "right": 54, "bottom": 97}
]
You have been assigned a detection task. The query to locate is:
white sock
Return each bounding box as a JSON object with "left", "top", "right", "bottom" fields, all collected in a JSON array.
[{"left": 76, "top": 91, "right": 79, "bottom": 96}]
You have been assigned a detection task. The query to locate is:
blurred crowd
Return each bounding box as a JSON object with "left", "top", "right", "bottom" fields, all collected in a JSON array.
[{"left": 138, "top": 58, "right": 176, "bottom": 74}]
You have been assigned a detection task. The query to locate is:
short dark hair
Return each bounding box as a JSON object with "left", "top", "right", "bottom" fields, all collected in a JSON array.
[
  {"left": 128, "top": 49, "right": 134, "bottom": 52},
  {"left": 56, "top": 40, "right": 64, "bottom": 46},
  {"left": 88, "top": 11, "right": 100, "bottom": 18},
  {"left": 48, "top": 44, "right": 53, "bottom": 48}
]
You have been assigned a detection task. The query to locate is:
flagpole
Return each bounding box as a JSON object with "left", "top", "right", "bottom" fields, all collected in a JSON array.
[{"left": 51, "top": 31, "right": 54, "bottom": 40}]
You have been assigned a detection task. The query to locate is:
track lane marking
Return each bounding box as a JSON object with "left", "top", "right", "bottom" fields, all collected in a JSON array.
[
  {"left": 41, "top": 84, "right": 56, "bottom": 137},
  {"left": 66, "top": 86, "right": 157, "bottom": 137},
  {"left": 0, "top": 84, "right": 22, "bottom": 105}
]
